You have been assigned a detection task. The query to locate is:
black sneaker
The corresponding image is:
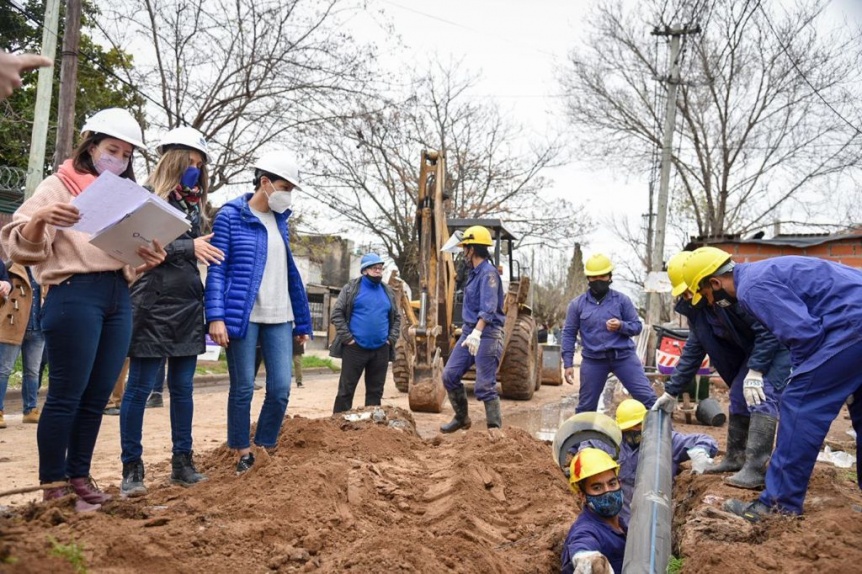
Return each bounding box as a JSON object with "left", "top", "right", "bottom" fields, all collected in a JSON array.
[
  {"left": 121, "top": 460, "right": 147, "bottom": 498},
  {"left": 145, "top": 392, "right": 164, "bottom": 408},
  {"left": 296, "top": 380, "right": 304, "bottom": 388},
  {"left": 236, "top": 453, "right": 255, "bottom": 475}
]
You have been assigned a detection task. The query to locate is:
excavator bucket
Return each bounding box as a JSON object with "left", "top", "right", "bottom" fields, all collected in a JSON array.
[{"left": 408, "top": 351, "right": 447, "bottom": 413}]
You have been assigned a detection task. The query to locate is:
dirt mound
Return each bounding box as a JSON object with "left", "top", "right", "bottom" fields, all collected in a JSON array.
[
  {"left": 0, "top": 407, "right": 574, "bottom": 573},
  {"left": 672, "top": 466, "right": 862, "bottom": 573}
]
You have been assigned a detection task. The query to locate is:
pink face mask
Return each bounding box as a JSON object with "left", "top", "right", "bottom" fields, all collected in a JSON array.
[{"left": 93, "top": 152, "right": 129, "bottom": 176}]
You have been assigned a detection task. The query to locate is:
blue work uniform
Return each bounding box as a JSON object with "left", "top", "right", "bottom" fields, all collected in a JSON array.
[
  {"left": 667, "top": 299, "right": 790, "bottom": 417},
  {"left": 733, "top": 256, "right": 862, "bottom": 513},
  {"left": 561, "top": 289, "right": 656, "bottom": 412},
  {"left": 582, "top": 431, "right": 718, "bottom": 523},
  {"left": 442, "top": 259, "right": 505, "bottom": 402},
  {"left": 560, "top": 508, "right": 627, "bottom": 574}
]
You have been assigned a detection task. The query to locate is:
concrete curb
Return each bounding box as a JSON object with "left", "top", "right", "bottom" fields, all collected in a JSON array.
[{"left": 1, "top": 367, "right": 339, "bottom": 404}]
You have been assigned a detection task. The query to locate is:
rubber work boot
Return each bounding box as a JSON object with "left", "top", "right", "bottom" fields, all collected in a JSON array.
[
  {"left": 723, "top": 498, "right": 774, "bottom": 523},
  {"left": 484, "top": 398, "right": 504, "bottom": 442},
  {"left": 69, "top": 476, "right": 113, "bottom": 505},
  {"left": 121, "top": 460, "right": 148, "bottom": 498},
  {"left": 43, "top": 485, "right": 100, "bottom": 513},
  {"left": 704, "top": 414, "right": 749, "bottom": 474},
  {"left": 440, "top": 388, "right": 472, "bottom": 433},
  {"left": 171, "top": 452, "right": 208, "bottom": 486},
  {"left": 725, "top": 413, "right": 778, "bottom": 489},
  {"left": 23, "top": 408, "right": 40, "bottom": 423}
]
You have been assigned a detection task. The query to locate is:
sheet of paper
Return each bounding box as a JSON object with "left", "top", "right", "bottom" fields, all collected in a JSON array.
[
  {"left": 89, "top": 198, "right": 191, "bottom": 266},
  {"left": 70, "top": 172, "right": 150, "bottom": 234}
]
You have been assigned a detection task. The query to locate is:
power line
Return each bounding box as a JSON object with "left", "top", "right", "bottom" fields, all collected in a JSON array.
[
  {"left": 379, "top": 0, "right": 559, "bottom": 59},
  {"left": 757, "top": 2, "right": 862, "bottom": 135}
]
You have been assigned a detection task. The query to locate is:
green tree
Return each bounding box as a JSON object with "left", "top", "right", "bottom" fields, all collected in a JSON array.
[{"left": 0, "top": 1, "right": 144, "bottom": 176}]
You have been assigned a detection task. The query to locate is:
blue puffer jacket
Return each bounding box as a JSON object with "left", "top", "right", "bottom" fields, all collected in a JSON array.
[
  {"left": 204, "top": 194, "right": 312, "bottom": 339},
  {"left": 666, "top": 299, "right": 791, "bottom": 396}
]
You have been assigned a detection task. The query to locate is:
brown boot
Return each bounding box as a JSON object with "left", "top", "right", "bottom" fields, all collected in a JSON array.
[
  {"left": 43, "top": 485, "right": 100, "bottom": 513},
  {"left": 0, "top": 411, "right": 6, "bottom": 429},
  {"left": 23, "top": 409, "right": 40, "bottom": 424},
  {"left": 69, "top": 476, "right": 113, "bottom": 505}
]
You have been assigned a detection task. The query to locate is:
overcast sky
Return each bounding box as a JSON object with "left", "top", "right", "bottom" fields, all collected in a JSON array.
[{"left": 339, "top": 0, "right": 862, "bottom": 269}]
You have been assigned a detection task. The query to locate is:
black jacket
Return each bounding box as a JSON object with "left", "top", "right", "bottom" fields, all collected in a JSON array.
[
  {"left": 128, "top": 194, "right": 205, "bottom": 357},
  {"left": 329, "top": 276, "right": 400, "bottom": 361}
]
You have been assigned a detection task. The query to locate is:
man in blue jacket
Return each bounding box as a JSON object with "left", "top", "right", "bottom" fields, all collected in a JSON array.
[
  {"left": 205, "top": 151, "right": 312, "bottom": 475},
  {"left": 655, "top": 250, "right": 791, "bottom": 489},
  {"left": 562, "top": 254, "right": 656, "bottom": 413},
  {"left": 678, "top": 251, "right": 862, "bottom": 521},
  {"left": 440, "top": 226, "right": 506, "bottom": 439},
  {"left": 329, "top": 253, "right": 400, "bottom": 413}
]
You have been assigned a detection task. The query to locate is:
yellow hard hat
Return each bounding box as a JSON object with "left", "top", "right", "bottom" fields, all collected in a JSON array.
[
  {"left": 585, "top": 253, "right": 614, "bottom": 277},
  {"left": 683, "top": 246, "right": 733, "bottom": 306},
  {"left": 615, "top": 399, "right": 647, "bottom": 431},
  {"left": 458, "top": 225, "right": 493, "bottom": 247},
  {"left": 667, "top": 251, "right": 693, "bottom": 297},
  {"left": 568, "top": 448, "right": 620, "bottom": 493}
]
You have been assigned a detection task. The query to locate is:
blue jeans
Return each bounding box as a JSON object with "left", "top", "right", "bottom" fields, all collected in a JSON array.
[
  {"left": 37, "top": 272, "right": 131, "bottom": 482},
  {"left": 0, "top": 329, "right": 45, "bottom": 413},
  {"left": 226, "top": 321, "right": 293, "bottom": 449},
  {"left": 120, "top": 355, "right": 197, "bottom": 463}
]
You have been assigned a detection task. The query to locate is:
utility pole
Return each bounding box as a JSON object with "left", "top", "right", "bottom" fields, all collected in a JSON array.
[
  {"left": 53, "top": 0, "right": 83, "bottom": 171},
  {"left": 646, "top": 24, "right": 700, "bottom": 332},
  {"left": 25, "top": 0, "right": 62, "bottom": 199}
]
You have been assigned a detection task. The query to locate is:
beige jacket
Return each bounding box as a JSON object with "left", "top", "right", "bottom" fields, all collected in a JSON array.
[
  {"left": 0, "top": 262, "right": 35, "bottom": 345},
  {"left": 0, "top": 175, "right": 130, "bottom": 286}
]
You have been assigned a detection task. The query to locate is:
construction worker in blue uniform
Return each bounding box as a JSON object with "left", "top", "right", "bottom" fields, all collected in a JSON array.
[
  {"left": 673, "top": 249, "right": 862, "bottom": 521},
  {"left": 655, "top": 250, "right": 791, "bottom": 489},
  {"left": 440, "top": 225, "right": 506, "bottom": 439},
  {"left": 561, "top": 448, "right": 627, "bottom": 574},
  {"left": 562, "top": 253, "right": 656, "bottom": 413},
  {"left": 584, "top": 399, "right": 717, "bottom": 523}
]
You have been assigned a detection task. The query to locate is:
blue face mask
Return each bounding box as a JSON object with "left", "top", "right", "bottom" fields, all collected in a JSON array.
[
  {"left": 585, "top": 488, "right": 624, "bottom": 518},
  {"left": 181, "top": 166, "right": 200, "bottom": 189}
]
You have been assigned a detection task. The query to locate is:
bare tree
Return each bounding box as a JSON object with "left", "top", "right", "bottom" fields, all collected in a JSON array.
[
  {"left": 96, "top": 0, "right": 377, "bottom": 191},
  {"left": 303, "top": 60, "right": 589, "bottom": 288},
  {"left": 560, "top": 0, "right": 862, "bottom": 242}
]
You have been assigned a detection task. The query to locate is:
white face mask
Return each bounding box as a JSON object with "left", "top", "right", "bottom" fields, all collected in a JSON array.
[{"left": 266, "top": 182, "right": 292, "bottom": 213}]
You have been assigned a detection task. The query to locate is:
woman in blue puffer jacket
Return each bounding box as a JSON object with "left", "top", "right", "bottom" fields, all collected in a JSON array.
[{"left": 205, "top": 151, "right": 312, "bottom": 475}]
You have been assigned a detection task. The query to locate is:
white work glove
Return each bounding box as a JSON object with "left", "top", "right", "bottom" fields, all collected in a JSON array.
[
  {"left": 743, "top": 370, "right": 766, "bottom": 407},
  {"left": 572, "top": 551, "right": 614, "bottom": 574},
  {"left": 687, "top": 447, "right": 713, "bottom": 474},
  {"left": 652, "top": 392, "right": 677, "bottom": 414},
  {"left": 462, "top": 329, "right": 482, "bottom": 356}
]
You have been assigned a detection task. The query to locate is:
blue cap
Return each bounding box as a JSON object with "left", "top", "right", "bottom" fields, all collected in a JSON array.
[{"left": 360, "top": 253, "right": 384, "bottom": 272}]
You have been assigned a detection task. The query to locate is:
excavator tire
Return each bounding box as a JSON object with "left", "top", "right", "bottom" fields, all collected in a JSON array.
[
  {"left": 499, "top": 314, "right": 538, "bottom": 400},
  {"left": 393, "top": 338, "right": 410, "bottom": 393},
  {"left": 534, "top": 345, "right": 543, "bottom": 391}
]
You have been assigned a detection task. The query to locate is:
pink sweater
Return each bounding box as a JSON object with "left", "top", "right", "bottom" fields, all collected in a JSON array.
[{"left": 1, "top": 175, "right": 132, "bottom": 286}]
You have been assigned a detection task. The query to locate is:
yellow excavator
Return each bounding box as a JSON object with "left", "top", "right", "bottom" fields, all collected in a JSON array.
[{"left": 389, "top": 150, "right": 558, "bottom": 413}]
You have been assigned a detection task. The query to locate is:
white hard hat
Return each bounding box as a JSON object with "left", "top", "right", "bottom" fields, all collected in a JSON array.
[
  {"left": 157, "top": 126, "right": 210, "bottom": 163},
  {"left": 80, "top": 108, "right": 146, "bottom": 150},
  {"left": 254, "top": 150, "right": 302, "bottom": 190}
]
